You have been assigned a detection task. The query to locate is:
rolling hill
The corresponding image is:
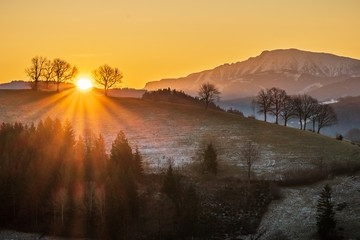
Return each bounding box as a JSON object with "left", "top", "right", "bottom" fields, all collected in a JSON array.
[
  {"left": 0, "top": 89, "right": 358, "bottom": 179},
  {"left": 145, "top": 49, "right": 360, "bottom": 100}
]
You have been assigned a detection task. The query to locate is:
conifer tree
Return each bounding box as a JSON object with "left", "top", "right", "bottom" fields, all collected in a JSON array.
[
  {"left": 162, "top": 164, "right": 182, "bottom": 213},
  {"left": 133, "top": 147, "right": 144, "bottom": 180},
  {"left": 203, "top": 143, "right": 218, "bottom": 175},
  {"left": 316, "top": 184, "right": 336, "bottom": 239}
]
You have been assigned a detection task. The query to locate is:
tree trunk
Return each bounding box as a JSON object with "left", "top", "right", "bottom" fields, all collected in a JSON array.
[
  {"left": 264, "top": 112, "right": 267, "bottom": 122},
  {"left": 317, "top": 126, "right": 321, "bottom": 134},
  {"left": 104, "top": 88, "right": 107, "bottom": 96},
  {"left": 303, "top": 119, "right": 307, "bottom": 130},
  {"left": 299, "top": 118, "right": 302, "bottom": 129},
  {"left": 284, "top": 119, "right": 287, "bottom": 127},
  {"left": 312, "top": 119, "right": 316, "bottom": 132}
]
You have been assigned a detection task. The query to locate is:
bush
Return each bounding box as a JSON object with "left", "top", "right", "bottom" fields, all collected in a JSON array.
[
  {"left": 226, "top": 108, "right": 244, "bottom": 116},
  {"left": 335, "top": 133, "right": 343, "bottom": 141}
]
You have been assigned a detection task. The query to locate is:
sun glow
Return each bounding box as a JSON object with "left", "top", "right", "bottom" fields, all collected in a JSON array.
[{"left": 77, "top": 78, "right": 93, "bottom": 90}]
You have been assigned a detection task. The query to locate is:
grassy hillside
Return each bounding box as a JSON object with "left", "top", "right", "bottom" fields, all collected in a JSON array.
[{"left": 0, "top": 89, "right": 359, "bottom": 179}]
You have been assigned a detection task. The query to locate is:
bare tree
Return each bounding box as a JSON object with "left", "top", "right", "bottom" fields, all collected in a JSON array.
[
  {"left": 269, "top": 87, "right": 287, "bottom": 124},
  {"left": 301, "top": 95, "right": 318, "bottom": 131},
  {"left": 251, "top": 98, "right": 257, "bottom": 117},
  {"left": 52, "top": 187, "right": 68, "bottom": 225},
  {"left": 293, "top": 94, "right": 318, "bottom": 130},
  {"left": 317, "top": 104, "right": 338, "bottom": 134},
  {"left": 241, "top": 140, "right": 260, "bottom": 185},
  {"left": 279, "top": 95, "right": 295, "bottom": 126},
  {"left": 293, "top": 96, "right": 304, "bottom": 129},
  {"left": 310, "top": 103, "right": 322, "bottom": 132},
  {"left": 256, "top": 89, "right": 271, "bottom": 122},
  {"left": 198, "top": 82, "right": 220, "bottom": 109},
  {"left": 92, "top": 64, "right": 123, "bottom": 96},
  {"left": 43, "top": 59, "right": 55, "bottom": 89},
  {"left": 25, "top": 56, "right": 47, "bottom": 91},
  {"left": 53, "top": 58, "right": 78, "bottom": 93}
]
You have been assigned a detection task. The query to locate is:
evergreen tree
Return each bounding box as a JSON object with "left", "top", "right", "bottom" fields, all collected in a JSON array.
[
  {"left": 162, "top": 164, "right": 182, "bottom": 213},
  {"left": 110, "top": 131, "right": 133, "bottom": 174},
  {"left": 203, "top": 143, "right": 218, "bottom": 175},
  {"left": 316, "top": 184, "right": 336, "bottom": 239},
  {"left": 133, "top": 147, "right": 144, "bottom": 180}
]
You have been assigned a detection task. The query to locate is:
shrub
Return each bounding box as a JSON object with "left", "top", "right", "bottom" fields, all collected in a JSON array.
[
  {"left": 227, "top": 108, "right": 244, "bottom": 116},
  {"left": 335, "top": 133, "right": 343, "bottom": 141}
]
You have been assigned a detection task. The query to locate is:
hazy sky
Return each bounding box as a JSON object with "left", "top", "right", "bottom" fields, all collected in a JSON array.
[{"left": 1, "top": 0, "right": 360, "bottom": 88}]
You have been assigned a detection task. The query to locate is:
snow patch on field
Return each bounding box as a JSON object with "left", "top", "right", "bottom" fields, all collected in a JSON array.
[{"left": 257, "top": 175, "right": 360, "bottom": 239}]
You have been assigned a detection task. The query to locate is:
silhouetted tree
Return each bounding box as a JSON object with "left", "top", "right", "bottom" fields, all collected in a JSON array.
[
  {"left": 293, "top": 94, "right": 318, "bottom": 130},
  {"left": 109, "top": 131, "right": 133, "bottom": 175},
  {"left": 53, "top": 58, "right": 78, "bottom": 93},
  {"left": 256, "top": 89, "right": 271, "bottom": 122},
  {"left": 202, "top": 143, "right": 218, "bottom": 175},
  {"left": 43, "top": 59, "right": 55, "bottom": 89},
  {"left": 310, "top": 103, "right": 321, "bottom": 132},
  {"left": 162, "top": 164, "right": 182, "bottom": 214},
  {"left": 279, "top": 95, "right": 295, "bottom": 126},
  {"left": 198, "top": 82, "right": 220, "bottom": 109},
  {"left": 92, "top": 64, "right": 123, "bottom": 96},
  {"left": 241, "top": 140, "right": 260, "bottom": 185},
  {"left": 25, "top": 56, "right": 47, "bottom": 91},
  {"left": 133, "top": 147, "right": 144, "bottom": 180},
  {"left": 269, "top": 87, "right": 287, "bottom": 124},
  {"left": 316, "top": 184, "right": 336, "bottom": 239},
  {"left": 317, "top": 104, "right": 338, "bottom": 134}
]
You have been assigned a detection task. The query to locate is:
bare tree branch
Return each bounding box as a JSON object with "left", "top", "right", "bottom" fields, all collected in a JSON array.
[
  {"left": 198, "top": 82, "right": 220, "bottom": 109},
  {"left": 53, "top": 58, "right": 78, "bottom": 93},
  {"left": 92, "top": 64, "right": 123, "bottom": 96},
  {"left": 25, "top": 56, "right": 47, "bottom": 91}
]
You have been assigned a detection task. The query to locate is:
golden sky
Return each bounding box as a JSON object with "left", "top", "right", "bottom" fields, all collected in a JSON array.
[{"left": 1, "top": 0, "right": 360, "bottom": 89}]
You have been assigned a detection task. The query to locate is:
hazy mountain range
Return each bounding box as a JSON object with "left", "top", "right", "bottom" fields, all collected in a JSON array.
[{"left": 145, "top": 49, "right": 360, "bottom": 100}]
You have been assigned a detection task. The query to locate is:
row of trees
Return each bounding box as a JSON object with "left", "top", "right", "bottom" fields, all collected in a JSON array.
[
  {"left": 0, "top": 118, "right": 142, "bottom": 238},
  {"left": 143, "top": 88, "right": 223, "bottom": 111},
  {"left": 25, "top": 57, "right": 123, "bottom": 95},
  {"left": 256, "top": 87, "right": 338, "bottom": 133},
  {"left": 25, "top": 56, "right": 78, "bottom": 92}
]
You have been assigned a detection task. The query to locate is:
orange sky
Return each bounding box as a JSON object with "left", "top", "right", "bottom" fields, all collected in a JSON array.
[{"left": 1, "top": 0, "right": 360, "bottom": 89}]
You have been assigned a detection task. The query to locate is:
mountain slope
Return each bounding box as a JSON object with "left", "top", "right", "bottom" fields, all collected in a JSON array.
[
  {"left": 144, "top": 49, "right": 360, "bottom": 100},
  {"left": 0, "top": 89, "right": 358, "bottom": 179}
]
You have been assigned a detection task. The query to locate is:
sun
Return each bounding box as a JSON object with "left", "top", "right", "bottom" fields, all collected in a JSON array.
[{"left": 77, "top": 78, "right": 93, "bottom": 90}]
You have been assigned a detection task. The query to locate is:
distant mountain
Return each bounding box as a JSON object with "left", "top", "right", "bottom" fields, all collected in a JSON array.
[
  {"left": 0, "top": 80, "right": 31, "bottom": 89},
  {"left": 144, "top": 49, "right": 360, "bottom": 100}
]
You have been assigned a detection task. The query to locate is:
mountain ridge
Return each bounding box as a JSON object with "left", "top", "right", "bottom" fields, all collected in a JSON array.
[{"left": 144, "top": 49, "right": 360, "bottom": 100}]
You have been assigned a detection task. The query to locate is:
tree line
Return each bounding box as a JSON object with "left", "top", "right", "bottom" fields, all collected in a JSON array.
[
  {"left": 26, "top": 56, "right": 123, "bottom": 95},
  {"left": 256, "top": 87, "right": 338, "bottom": 133},
  {"left": 25, "top": 57, "right": 78, "bottom": 92},
  {"left": 0, "top": 118, "right": 142, "bottom": 238},
  {"left": 142, "top": 87, "right": 223, "bottom": 111}
]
